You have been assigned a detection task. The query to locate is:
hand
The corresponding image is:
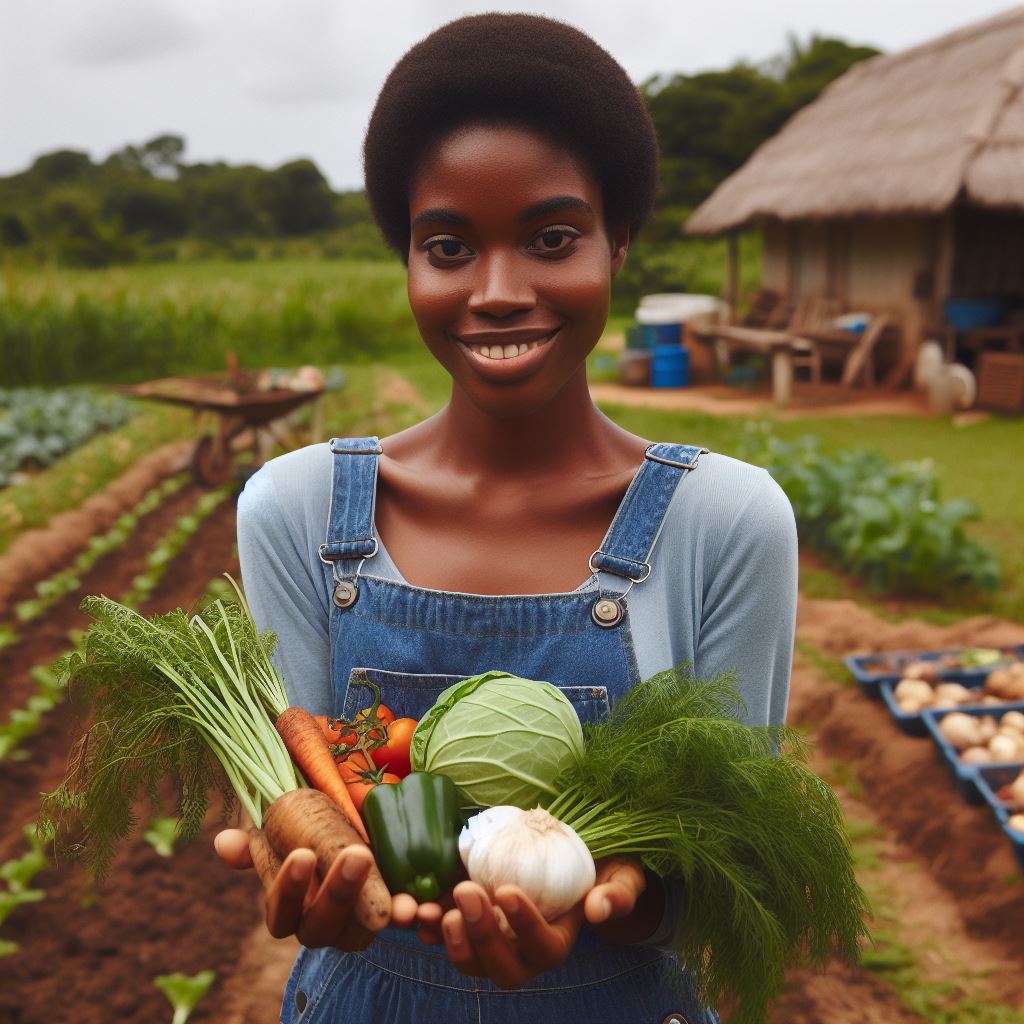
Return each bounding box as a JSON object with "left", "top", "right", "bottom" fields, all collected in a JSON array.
[
  {"left": 437, "top": 857, "right": 650, "bottom": 989},
  {"left": 441, "top": 880, "right": 584, "bottom": 989},
  {"left": 214, "top": 827, "right": 420, "bottom": 951}
]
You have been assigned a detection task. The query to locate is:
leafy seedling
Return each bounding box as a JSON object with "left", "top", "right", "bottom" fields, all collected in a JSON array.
[
  {"left": 144, "top": 817, "right": 180, "bottom": 858},
  {"left": 153, "top": 969, "right": 216, "bottom": 1024}
]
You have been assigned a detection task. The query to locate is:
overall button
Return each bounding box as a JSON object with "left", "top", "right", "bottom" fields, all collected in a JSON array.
[
  {"left": 591, "top": 597, "right": 624, "bottom": 628},
  {"left": 662, "top": 1015, "right": 690, "bottom": 1024},
  {"left": 333, "top": 580, "right": 359, "bottom": 608},
  {"left": 295, "top": 989, "right": 308, "bottom": 1013}
]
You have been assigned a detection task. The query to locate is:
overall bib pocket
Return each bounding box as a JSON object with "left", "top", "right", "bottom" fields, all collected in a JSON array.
[{"left": 340, "top": 668, "right": 612, "bottom": 727}]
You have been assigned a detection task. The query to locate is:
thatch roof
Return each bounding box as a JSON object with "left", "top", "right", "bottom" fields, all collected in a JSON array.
[{"left": 686, "top": 7, "right": 1024, "bottom": 235}]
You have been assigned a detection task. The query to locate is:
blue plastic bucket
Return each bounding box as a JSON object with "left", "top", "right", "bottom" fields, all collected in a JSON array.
[
  {"left": 944, "top": 298, "right": 1006, "bottom": 331},
  {"left": 651, "top": 344, "right": 689, "bottom": 388},
  {"left": 638, "top": 322, "right": 682, "bottom": 348}
]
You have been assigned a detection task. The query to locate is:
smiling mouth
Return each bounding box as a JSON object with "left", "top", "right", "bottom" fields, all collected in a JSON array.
[{"left": 455, "top": 330, "right": 558, "bottom": 361}]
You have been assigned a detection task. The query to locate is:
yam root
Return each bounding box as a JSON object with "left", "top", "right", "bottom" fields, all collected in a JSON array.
[
  {"left": 248, "top": 827, "right": 283, "bottom": 890},
  {"left": 263, "top": 788, "right": 391, "bottom": 932}
]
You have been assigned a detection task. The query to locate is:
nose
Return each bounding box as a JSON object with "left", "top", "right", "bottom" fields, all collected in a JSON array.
[{"left": 466, "top": 251, "right": 536, "bottom": 317}]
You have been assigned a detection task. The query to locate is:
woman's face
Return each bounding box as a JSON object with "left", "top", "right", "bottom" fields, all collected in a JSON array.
[{"left": 407, "top": 123, "right": 628, "bottom": 417}]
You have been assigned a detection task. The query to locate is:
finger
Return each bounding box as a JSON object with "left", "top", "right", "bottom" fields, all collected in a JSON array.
[
  {"left": 214, "top": 828, "right": 254, "bottom": 869},
  {"left": 296, "top": 847, "right": 374, "bottom": 949},
  {"left": 416, "top": 902, "right": 444, "bottom": 927},
  {"left": 451, "top": 883, "right": 531, "bottom": 988},
  {"left": 493, "top": 886, "right": 579, "bottom": 967},
  {"left": 390, "top": 893, "right": 419, "bottom": 928},
  {"left": 441, "top": 907, "right": 486, "bottom": 977},
  {"left": 414, "top": 901, "right": 445, "bottom": 945},
  {"left": 585, "top": 862, "right": 646, "bottom": 924},
  {"left": 266, "top": 849, "right": 317, "bottom": 939}
]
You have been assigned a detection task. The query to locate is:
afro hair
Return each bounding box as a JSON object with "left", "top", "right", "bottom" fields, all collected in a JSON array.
[{"left": 363, "top": 13, "right": 659, "bottom": 260}]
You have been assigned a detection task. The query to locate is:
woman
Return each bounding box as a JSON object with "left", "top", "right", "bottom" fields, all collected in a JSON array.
[{"left": 215, "top": 13, "right": 797, "bottom": 1023}]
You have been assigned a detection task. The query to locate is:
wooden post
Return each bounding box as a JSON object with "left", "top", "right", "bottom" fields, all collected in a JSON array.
[{"left": 726, "top": 233, "right": 739, "bottom": 323}]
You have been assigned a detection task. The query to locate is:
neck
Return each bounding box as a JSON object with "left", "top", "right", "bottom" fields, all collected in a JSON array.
[{"left": 431, "top": 367, "right": 615, "bottom": 477}]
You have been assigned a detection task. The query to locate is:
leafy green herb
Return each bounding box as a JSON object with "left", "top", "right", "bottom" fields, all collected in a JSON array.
[
  {"left": 153, "top": 969, "right": 216, "bottom": 1024},
  {"left": 544, "top": 666, "right": 870, "bottom": 1024},
  {"left": 39, "top": 585, "right": 299, "bottom": 878}
]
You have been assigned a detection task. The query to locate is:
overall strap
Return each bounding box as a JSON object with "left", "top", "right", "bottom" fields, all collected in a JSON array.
[
  {"left": 319, "top": 437, "right": 382, "bottom": 564},
  {"left": 592, "top": 443, "right": 708, "bottom": 585}
]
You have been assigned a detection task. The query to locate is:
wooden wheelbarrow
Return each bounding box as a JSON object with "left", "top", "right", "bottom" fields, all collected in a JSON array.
[{"left": 121, "top": 371, "right": 324, "bottom": 486}]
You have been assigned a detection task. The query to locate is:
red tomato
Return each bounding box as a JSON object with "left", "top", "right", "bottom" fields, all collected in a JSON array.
[
  {"left": 336, "top": 749, "right": 375, "bottom": 782},
  {"left": 370, "top": 717, "right": 417, "bottom": 778},
  {"left": 346, "top": 772, "right": 400, "bottom": 813},
  {"left": 326, "top": 704, "right": 396, "bottom": 750}
]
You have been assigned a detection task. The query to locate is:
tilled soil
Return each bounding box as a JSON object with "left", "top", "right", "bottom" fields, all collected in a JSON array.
[{"left": 0, "top": 493, "right": 257, "bottom": 1024}]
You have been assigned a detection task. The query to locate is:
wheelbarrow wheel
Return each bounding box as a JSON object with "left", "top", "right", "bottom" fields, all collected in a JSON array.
[{"left": 190, "top": 434, "right": 235, "bottom": 487}]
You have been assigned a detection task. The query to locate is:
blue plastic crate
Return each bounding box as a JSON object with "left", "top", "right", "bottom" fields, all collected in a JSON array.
[
  {"left": 880, "top": 677, "right": 991, "bottom": 737},
  {"left": 973, "top": 765, "right": 1024, "bottom": 871},
  {"left": 846, "top": 645, "right": 1024, "bottom": 699},
  {"left": 921, "top": 706, "right": 1024, "bottom": 805}
]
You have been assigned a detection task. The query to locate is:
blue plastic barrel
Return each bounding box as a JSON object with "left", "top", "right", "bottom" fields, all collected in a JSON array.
[
  {"left": 638, "top": 322, "right": 682, "bottom": 348},
  {"left": 651, "top": 344, "right": 689, "bottom": 388}
]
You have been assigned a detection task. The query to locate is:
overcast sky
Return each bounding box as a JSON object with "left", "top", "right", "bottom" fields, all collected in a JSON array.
[{"left": 1, "top": 0, "right": 1017, "bottom": 190}]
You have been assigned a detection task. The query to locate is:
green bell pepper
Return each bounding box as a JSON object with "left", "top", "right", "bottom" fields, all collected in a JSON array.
[{"left": 362, "top": 771, "right": 463, "bottom": 902}]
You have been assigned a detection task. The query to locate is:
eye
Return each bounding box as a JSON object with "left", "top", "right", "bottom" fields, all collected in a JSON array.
[
  {"left": 422, "top": 235, "right": 473, "bottom": 263},
  {"left": 526, "top": 225, "right": 581, "bottom": 257}
]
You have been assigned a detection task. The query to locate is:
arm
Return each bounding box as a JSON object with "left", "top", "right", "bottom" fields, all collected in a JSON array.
[
  {"left": 236, "top": 449, "right": 334, "bottom": 713},
  {"left": 613, "top": 466, "right": 799, "bottom": 950},
  {"left": 693, "top": 467, "right": 798, "bottom": 728}
]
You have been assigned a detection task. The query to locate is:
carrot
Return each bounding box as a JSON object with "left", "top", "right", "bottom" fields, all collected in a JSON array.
[
  {"left": 275, "top": 706, "right": 369, "bottom": 842},
  {"left": 263, "top": 789, "right": 391, "bottom": 932}
]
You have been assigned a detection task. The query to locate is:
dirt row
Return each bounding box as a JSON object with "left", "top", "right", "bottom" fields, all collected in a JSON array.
[{"left": 0, "top": 493, "right": 257, "bottom": 1024}]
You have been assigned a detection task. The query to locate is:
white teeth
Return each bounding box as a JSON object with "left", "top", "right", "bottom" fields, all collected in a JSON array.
[{"left": 460, "top": 334, "right": 554, "bottom": 359}]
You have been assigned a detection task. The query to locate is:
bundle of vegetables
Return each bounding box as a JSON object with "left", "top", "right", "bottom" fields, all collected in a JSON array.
[
  {"left": 411, "top": 669, "right": 870, "bottom": 1024},
  {"left": 38, "top": 590, "right": 391, "bottom": 931}
]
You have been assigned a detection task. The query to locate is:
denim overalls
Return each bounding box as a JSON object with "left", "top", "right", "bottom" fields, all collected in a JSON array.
[{"left": 281, "top": 437, "right": 718, "bottom": 1024}]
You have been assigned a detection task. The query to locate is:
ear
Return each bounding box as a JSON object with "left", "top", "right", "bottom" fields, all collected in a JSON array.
[{"left": 609, "top": 224, "right": 630, "bottom": 277}]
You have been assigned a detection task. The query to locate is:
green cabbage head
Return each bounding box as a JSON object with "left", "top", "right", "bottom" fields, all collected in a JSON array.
[{"left": 409, "top": 670, "right": 584, "bottom": 810}]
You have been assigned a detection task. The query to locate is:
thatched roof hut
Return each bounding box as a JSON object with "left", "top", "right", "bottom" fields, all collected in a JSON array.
[
  {"left": 687, "top": 6, "right": 1024, "bottom": 233},
  {"left": 685, "top": 8, "right": 1024, "bottom": 383}
]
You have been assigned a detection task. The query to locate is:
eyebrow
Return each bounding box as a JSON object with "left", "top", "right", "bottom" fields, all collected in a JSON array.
[{"left": 411, "top": 195, "right": 594, "bottom": 229}]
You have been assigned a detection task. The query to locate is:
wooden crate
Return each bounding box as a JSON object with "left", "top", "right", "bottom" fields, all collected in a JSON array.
[{"left": 977, "top": 351, "right": 1024, "bottom": 414}]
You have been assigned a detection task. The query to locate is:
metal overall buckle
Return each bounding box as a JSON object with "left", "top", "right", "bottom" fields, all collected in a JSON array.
[
  {"left": 588, "top": 550, "right": 651, "bottom": 629},
  {"left": 318, "top": 540, "right": 377, "bottom": 610}
]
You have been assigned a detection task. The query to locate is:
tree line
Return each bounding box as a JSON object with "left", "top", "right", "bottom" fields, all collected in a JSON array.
[{"left": 0, "top": 34, "right": 878, "bottom": 268}]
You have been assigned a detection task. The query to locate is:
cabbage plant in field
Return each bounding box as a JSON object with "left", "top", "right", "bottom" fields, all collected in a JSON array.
[
  {"left": 0, "top": 387, "right": 133, "bottom": 488},
  {"left": 746, "top": 434, "right": 1001, "bottom": 596}
]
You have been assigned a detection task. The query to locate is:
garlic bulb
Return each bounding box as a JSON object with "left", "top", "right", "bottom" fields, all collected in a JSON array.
[{"left": 458, "top": 806, "right": 596, "bottom": 921}]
